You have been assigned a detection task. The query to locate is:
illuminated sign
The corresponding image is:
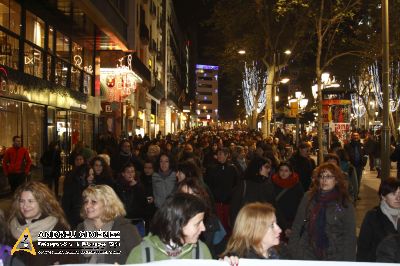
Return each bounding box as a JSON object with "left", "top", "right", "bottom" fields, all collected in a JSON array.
[
  {"left": 100, "top": 54, "right": 143, "bottom": 102},
  {"left": 195, "top": 64, "right": 219, "bottom": 70}
]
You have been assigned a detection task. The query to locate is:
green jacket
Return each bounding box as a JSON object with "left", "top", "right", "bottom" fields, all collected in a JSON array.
[{"left": 126, "top": 234, "right": 212, "bottom": 263}]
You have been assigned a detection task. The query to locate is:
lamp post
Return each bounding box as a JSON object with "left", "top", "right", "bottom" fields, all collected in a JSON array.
[
  {"left": 314, "top": 72, "right": 339, "bottom": 164},
  {"left": 291, "top": 92, "right": 308, "bottom": 146}
]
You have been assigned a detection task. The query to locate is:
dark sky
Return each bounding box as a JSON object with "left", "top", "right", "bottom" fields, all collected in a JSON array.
[{"left": 173, "top": 0, "right": 237, "bottom": 120}]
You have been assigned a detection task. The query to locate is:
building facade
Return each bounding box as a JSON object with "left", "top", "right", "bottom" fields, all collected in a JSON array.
[{"left": 195, "top": 64, "right": 219, "bottom": 125}]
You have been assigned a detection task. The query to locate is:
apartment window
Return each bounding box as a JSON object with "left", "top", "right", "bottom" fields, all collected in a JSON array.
[
  {"left": 0, "top": 31, "right": 18, "bottom": 69},
  {"left": 24, "top": 43, "right": 43, "bottom": 78},
  {"left": 55, "top": 59, "right": 68, "bottom": 86},
  {"left": 25, "top": 11, "right": 45, "bottom": 48},
  {"left": 48, "top": 26, "right": 54, "bottom": 51},
  {"left": 56, "top": 31, "right": 70, "bottom": 62},
  {"left": 0, "top": 0, "right": 21, "bottom": 34}
]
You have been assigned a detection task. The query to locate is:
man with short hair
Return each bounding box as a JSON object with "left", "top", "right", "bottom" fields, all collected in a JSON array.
[
  {"left": 2, "top": 136, "right": 32, "bottom": 193},
  {"left": 345, "top": 132, "right": 366, "bottom": 198},
  {"left": 204, "top": 147, "right": 240, "bottom": 233}
]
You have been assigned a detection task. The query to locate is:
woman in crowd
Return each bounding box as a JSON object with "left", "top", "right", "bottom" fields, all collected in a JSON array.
[
  {"left": 62, "top": 163, "right": 89, "bottom": 228},
  {"left": 222, "top": 202, "right": 282, "bottom": 259},
  {"left": 177, "top": 178, "right": 223, "bottom": 258},
  {"left": 126, "top": 193, "right": 212, "bottom": 263},
  {"left": 77, "top": 185, "right": 141, "bottom": 264},
  {"left": 8, "top": 181, "right": 74, "bottom": 265},
  {"left": 357, "top": 177, "right": 400, "bottom": 262},
  {"left": 230, "top": 156, "right": 276, "bottom": 225},
  {"left": 288, "top": 162, "right": 356, "bottom": 261},
  {"left": 152, "top": 153, "right": 176, "bottom": 208},
  {"left": 89, "top": 156, "right": 114, "bottom": 187},
  {"left": 114, "top": 163, "right": 148, "bottom": 220},
  {"left": 335, "top": 148, "right": 358, "bottom": 201},
  {"left": 271, "top": 162, "right": 304, "bottom": 238}
]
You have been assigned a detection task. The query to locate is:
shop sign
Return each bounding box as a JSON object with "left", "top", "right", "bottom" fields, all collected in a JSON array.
[
  {"left": 332, "top": 123, "right": 351, "bottom": 142},
  {"left": 100, "top": 55, "right": 143, "bottom": 102}
]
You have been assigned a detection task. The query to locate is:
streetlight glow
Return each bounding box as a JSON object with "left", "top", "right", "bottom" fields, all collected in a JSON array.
[
  {"left": 284, "top": 49, "right": 292, "bottom": 55},
  {"left": 238, "top": 50, "right": 246, "bottom": 55},
  {"left": 280, "top": 78, "right": 290, "bottom": 84}
]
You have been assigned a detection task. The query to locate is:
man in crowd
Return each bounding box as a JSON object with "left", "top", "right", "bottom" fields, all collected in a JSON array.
[{"left": 2, "top": 136, "right": 32, "bottom": 193}]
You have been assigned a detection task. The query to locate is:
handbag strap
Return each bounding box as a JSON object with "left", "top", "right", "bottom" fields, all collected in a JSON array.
[{"left": 275, "top": 188, "right": 289, "bottom": 202}]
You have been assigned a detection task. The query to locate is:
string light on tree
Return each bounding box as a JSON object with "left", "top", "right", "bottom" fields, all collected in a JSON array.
[
  {"left": 369, "top": 62, "right": 400, "bottom": 112},
  {"left": 242, "top": 61, "right": 267, "bottom": 116}
]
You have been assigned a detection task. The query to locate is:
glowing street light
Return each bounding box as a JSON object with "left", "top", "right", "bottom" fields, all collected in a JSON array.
[
  {"left": 238, "top": 50, "right": 246, "bottom": 55},
  {"left": 284, "top": 49, "right": 292, "bottom": 55}
]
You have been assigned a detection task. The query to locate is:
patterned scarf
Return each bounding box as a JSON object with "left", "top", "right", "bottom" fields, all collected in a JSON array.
[{"left": 308, "top": 189, "right": 340, "bottom": 259}]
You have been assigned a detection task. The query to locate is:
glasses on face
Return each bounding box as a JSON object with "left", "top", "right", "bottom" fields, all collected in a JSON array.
[{"left": 319, "top": 174, "right": 335, "bottom": 180}]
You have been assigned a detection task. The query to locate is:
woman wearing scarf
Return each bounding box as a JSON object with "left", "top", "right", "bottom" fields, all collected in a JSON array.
[
  {"left": 152, "top": 153, "right": 176, "bottom": 208},
  {"left": 271, "top": 162, "right": 304, "bottom": 240},
  {"left": 8, "top": 181, "right": 75, "bottom": 265},
  {"left": 288, "top": 162, "right": 356, "bottom": 261},
  {"left": 357, "top": 177, "right": 400, "bottom": 262}
]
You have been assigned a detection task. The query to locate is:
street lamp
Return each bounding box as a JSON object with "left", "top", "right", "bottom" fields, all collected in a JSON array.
[
  {"left": 292, "top": 92, "right": 308, "bottom": 146},
  {"left": 315, "top": 72, "right": 339, "bottom": 163},
  {"left": 238, "top": 50, "right": 246, "bottom": 55}
]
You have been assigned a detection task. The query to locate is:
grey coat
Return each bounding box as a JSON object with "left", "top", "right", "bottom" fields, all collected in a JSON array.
[
  {"left": 152, "top": 170, "right": 176, "bottom": 208},
  {"left": 288, "top": 192, "right": 357, "bottom": 261}
]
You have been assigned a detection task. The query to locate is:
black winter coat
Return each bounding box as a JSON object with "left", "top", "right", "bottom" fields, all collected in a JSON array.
[
  {"left": 272, "top": 180, "right": 304, "bottom": 226},
  {"left": 288, "top": 153, "right": 316, "bottom": 191},
  {"left": 376, "top": 234, "right": 400, "bottom": 263},
  {"left": 62, "top": 169, "right": 87, "bottom": 229},
  {"left": 114, "top": 180, "right": 148, "bottom": 219},
  {"left": 229, "top": 175, "right": 284, "bottom": 228},
  {"left": 357, "top": 206, "right": 399, "bottom": 262},
  {"left": 204, "top": 162, "right": 239, "bottom": 203}
]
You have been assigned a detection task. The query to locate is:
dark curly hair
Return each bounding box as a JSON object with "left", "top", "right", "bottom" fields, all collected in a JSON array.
[{"left": 309, "top": 162, "right": 350, "bottom": 206}]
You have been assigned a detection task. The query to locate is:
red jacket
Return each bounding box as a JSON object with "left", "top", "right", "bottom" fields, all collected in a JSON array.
[{"left": 2, "top": 146, "right": 32, "bottom": 175}]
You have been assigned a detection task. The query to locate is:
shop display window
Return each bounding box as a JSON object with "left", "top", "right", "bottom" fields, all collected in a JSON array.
[
  {"left": 72, "top": 41, "right": 83, "bottom": 68},
  {"left": 0, "top": 0, "right": 21, "bottom": 34},
  {"left": 0, "top": 99, "right": 44, "bottom": 178},
  {"left": 22, "top": 102, "right": 44, "bottom": 169},
  {"left": 0, "top": 99, "right": 19, "bottom": 148},
  {"left": 24, "top": 42, "right": 43, "bottom": 78},
  {"left": 0, "top": 31, "right": 19, "bottom": 69},
  {"left": 25, "top": 11, "right": 45, "bottom": 48}
]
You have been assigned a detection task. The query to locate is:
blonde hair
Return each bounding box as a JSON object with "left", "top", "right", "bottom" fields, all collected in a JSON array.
[
  {"left": 8, "top": 181, "right": 70, "bottom": 229},
  {"left": 80, "top": 185, "right": 126, "bottom": 222},
  {"left": 222, "top": 202, "right": 276, "bottom": 257}
]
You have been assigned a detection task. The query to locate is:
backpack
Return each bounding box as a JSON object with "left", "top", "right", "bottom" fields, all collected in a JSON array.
[{"left": 141, "top": 239, "right": 202, "bottom": 262}]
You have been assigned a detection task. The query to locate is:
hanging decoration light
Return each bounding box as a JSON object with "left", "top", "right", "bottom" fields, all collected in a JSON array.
[
  {"left": 349, "top": 76, "right": 368, "bottom": 117},
  {"left": 242, "top": 62, "right": 267, "bottom": 116},
  {"left": 369, "top": 61, "right": 400, "bottom": 112}
]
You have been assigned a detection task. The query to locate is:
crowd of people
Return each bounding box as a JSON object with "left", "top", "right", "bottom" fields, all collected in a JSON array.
[{"left": 0, "top": 127, "right": 399, "bottom": 265}]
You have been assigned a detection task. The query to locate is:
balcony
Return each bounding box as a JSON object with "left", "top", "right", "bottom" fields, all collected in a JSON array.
[
  {"left": 149, "top": 79, "right": 165, "bottom": 100},
  {"left": 149, "top": 39, "right": 157, "bottom": 55},
  {"left": 140, "top": 23, "right": 150, "bottom": 45}
]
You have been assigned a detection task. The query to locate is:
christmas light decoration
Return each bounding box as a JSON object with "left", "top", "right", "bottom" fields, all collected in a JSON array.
[
  {"left": 369, "top": 62, "right": 400, "bottom": 112},
  {"left": 349, "top": 76, "right": 368, "bottom": 117},
  {"left": 242, "top": 62, "right": 267, "bottom": 116}
]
